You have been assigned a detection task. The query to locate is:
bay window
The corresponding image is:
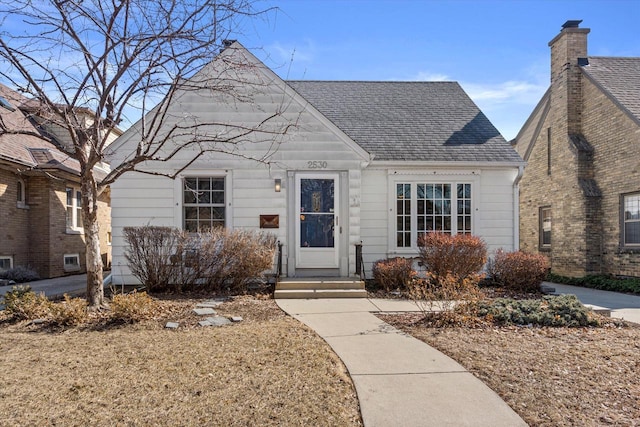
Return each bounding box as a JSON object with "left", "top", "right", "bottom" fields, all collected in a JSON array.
[{"left": 396, "top": 181, "right": 473, "bottom": 249}]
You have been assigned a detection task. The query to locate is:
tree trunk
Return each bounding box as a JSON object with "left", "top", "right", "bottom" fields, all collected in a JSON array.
[{"left": 82, "top": 170, "right": 105, "bottom": 307}]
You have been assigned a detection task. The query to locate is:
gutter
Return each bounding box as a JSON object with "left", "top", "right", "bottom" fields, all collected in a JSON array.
[{"left": 513, "top": 164, "right": 525, "bottom": 250}]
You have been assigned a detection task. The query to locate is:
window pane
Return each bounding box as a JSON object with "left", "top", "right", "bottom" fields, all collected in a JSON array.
[
  {"left": 417, "top": 184, "right": 425, "bottom": 199},
  {"left": 211, "top": 192, "right": 224, "bottom": 204},
  {"left": 185, "top": 220, "right": 198, "bottom": 232},
  {"left": 66, "top": 188, "right": 73, "bottom": 206},
  {"left": 211, "top": 178, "right": 224, "bottom": 191},
  {"left": 625, "top": 222, "right": 640, "bottom": 245},
  {"left": 443, "top": 184, "right": 451, "bottom": 199},
  {"left": 198, "top": 178, "right": 211, "bottom": 190}
]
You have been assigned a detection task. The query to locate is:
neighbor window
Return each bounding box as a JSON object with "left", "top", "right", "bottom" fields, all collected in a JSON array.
[
  {"left": 540, "top": 206, "right": 551, "bottom": 249},
  {"left": 396, "top": 182, "right": 472, "bottom": 248},
  {"left": 16, "top": 178, "right": 27, "bottom": 207},
  {"left": 0, "top": 256, "right": 13, "bottom": 271},
  {"left": 622, "top": 193, "right": 640, "bottom": 246},
  {"left": 183, "top": 177, "right": 225, "bottom": 232},
  {"left": 66, "top": 187, "right": 83, "bottom": 230},
  {"left": 63, "top": 254, "right": 80, "bottom": 272}
]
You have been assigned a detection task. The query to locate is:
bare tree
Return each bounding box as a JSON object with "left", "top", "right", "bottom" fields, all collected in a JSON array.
[{"left": 0, "top": 0, "right": 292, "bottom": 307}]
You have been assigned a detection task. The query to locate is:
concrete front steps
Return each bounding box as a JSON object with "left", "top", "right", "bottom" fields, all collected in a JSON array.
[{"left": 274, "top": 278, "right": 367, "bottom": 299}]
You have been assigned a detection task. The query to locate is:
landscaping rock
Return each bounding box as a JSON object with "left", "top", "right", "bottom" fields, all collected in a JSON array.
[
  {"left": 196, "top": 301, "right": 223, "bottom": 308},
  {"left": 230, "top": 316, "right": 243, "bottom": 323},
  {"left": 165, "top": 322, "right": 179, "bottom": 329},
  {"left": 193, "top": 308, "right": 217, "bottom": 316},
  {"left": 199, "top": 316, "right": 232, "bottom": 327}
]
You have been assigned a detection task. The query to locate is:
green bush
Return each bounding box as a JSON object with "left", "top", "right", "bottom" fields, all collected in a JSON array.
[
  {"left": 475, "top": 295, "right": 599, "bottom": 327},
  {"left": 487, "top": 249, "right": 549, "bottom": 292},
  {"left": 1, "top": 285, "right": 53, "bottom": 320},
  {"left": 372, "top": 257, "right": 415, "bottom": 291},
  {"left": 547, "top": 273, "right": 640, "bottom": 295}
]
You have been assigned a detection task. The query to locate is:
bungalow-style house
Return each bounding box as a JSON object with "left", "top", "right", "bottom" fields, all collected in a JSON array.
[
  {"left": 514, "top": 21, "right": 640, "bottom": 278},
  {"left": 108, "top": 41, "right": 524, "bottom": 289},
  {"left": 0, "top": 83, "right": 115, "bottom": 278}
]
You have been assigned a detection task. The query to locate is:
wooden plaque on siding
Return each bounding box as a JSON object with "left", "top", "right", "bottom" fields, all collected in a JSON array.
[{"left": 260, "top": 215, "right": 279, "bottom": 229}]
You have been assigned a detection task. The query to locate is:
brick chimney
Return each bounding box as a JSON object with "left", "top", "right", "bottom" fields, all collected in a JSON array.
[{"left": 548, "top": 20, "right": 590, "bottom": 134}]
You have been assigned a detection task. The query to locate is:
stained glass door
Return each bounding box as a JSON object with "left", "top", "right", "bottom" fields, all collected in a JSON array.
[{"left": 296, "top": 174, "right": 339, "bottom": 269}]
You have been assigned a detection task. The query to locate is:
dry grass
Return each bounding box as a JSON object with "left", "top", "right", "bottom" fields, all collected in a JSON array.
[
  {"left": 381, "top": 314, "right": 640, "bottom": 426},
  {"left": 0, "top": 296, "right": 362, "bottom": 427}
]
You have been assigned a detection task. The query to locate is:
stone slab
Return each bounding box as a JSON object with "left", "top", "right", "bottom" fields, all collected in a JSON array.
[
  {"left": 230, "top": 316, "right": 243, "bottom": 322},
  {"left": 165, "top": 322, "right": 179, "bottom": 329},
  {"left": 204, "top": 316, "right": 232, "bottom": 326},
  {"left": 193, "top": 308, "right": 217, "bottom": 316},
  {"left": 196, "top": 301, "right": 223, "bottom": 308}
]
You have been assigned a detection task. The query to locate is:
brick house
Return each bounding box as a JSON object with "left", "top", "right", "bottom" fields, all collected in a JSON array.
[
  {"left": 514, "top": 21, "right": 640, "bottom": 278},
  {"left": 0, "top": 83, "right": 114, "bottom": 279}
]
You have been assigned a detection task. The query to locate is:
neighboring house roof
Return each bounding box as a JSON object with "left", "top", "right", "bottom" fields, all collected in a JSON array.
[
  {"left": 580, "top": 56, "right": 640, "bottom": 124},
  {"left": 287, "top": 80, "right": 522, "bottom": 163},
  {"left": 0, "top": 83, "right": 83, "bottom": 176}
]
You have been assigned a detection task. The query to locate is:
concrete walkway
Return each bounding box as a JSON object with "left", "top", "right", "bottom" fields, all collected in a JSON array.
[
  {"left": 276, "top": 298, "right": 527, "bottom": 427},
  {"left": 544, "top": 281, "right": 640, "bottom": 324}
]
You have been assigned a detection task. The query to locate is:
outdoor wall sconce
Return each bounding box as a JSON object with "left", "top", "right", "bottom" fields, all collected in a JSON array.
[{"left": 274, "top": 178, "right": 282, "bottom": 192}]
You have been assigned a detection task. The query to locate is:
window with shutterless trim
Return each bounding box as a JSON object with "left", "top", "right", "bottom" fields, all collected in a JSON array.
[
  {"left": 622, "top": 192, "right": 640, "bottom": 246},
  {"left": 183, "top": 177, "right": 226, "bottom": 232}
]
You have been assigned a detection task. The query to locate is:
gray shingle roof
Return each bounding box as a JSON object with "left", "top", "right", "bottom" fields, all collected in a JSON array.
[
  {"left": 286, "top": 80, "right": 522, "bottom": 163},
  {"left": 581, "top": 57, "right": 640, "bottom": 122}
]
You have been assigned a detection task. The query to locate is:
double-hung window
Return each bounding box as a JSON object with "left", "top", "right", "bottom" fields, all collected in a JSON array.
[
  {"left": 183, "top": 177, "right": 225, "bottom": 232},
  {"left": 622, "top": 193, "right": 640, "bottom": 247},
  {"left": 396, "top": 181, "right": 473, "bottom": 249},
  {"left": 66, "top": 187, "right": 83, "bottom": 231}
]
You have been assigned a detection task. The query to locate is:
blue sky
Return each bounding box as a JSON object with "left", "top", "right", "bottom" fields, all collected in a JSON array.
[{"left": 238, "top": 0, "right": 640, "bottom": 140}]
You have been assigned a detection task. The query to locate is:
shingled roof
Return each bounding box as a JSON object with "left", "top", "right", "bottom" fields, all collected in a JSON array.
[
  {"left": 0, "top": 83, "right": 82, "bottom": 175},
  {"left": 581, "top": 56, "right": 640, "bottom": 123},
  {"left": 286, "top": 80, "right": 522, "bottom": 163}
]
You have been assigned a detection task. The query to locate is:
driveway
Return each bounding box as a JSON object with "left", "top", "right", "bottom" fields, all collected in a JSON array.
[{"left": 544, "top": 281, "right": 640, "bottom": 324}]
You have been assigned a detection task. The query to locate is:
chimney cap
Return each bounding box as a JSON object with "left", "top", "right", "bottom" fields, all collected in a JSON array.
[{"left": 562, "top": 20, "right": 583, "bottom": 29}]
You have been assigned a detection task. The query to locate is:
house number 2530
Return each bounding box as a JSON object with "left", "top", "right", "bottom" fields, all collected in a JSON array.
[{"left": 307, "top": 161, "right": 328, "bottom": 169}]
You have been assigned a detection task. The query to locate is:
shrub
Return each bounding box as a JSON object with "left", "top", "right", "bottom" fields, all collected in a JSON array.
[
  {"left": 123, "top": 226, "right": 277, "bottom": 294},
  {"left": 488, "top": 250, "right": 549, "bottom": 292},
  {"left": 1, "top": 285, "right": 53, "bottom": 320},
  {"left": 475, "top": 294, "right": 599, "bottom": 327},
  {"left": 50, "top": 295, "right": 87, "bottom": 326},
  {"left": 123, "top": 226, "right": 185, "bottom": 292},
  {"left": 547, "top": 273, "right": 640, "bottom": 295},
  {"left": 187, "top": 228, "right": 277, "bottom": 293},
  {"left": 417, "top": 233, "right": 487, "bottom": 285},
  {"left": 110, "top": 291, "right": 159, "bottom": 322},
  {"left": 372, "top": 258, "right": 415, "bottom": 291},
  {"left": 408, "top": 272, "right": 483, "bottom": 324},
  {"left": 0, "top": 266, "right": 40, "bottom": 283}
]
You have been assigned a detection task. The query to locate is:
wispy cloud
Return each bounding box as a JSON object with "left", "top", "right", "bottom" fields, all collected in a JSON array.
[
  {"left": 463, "top": 80, "right": 547, "bottom": 106},
  {"left": 412, "top": 71, "right": 451, "bottom": 81}
]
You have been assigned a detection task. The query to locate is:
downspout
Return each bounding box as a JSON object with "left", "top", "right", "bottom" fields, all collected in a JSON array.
[{"left": 513, "top": 165, "right": 525, "bottom": 250}]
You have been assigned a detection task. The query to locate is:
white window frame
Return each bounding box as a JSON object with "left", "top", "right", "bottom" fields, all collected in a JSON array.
[
  {"left": 388, "top": 171, "right": 479, "bottom": 254},
  {"left": 540, "top": 206, "right": 551, "bottom": 249},
  {"left": 0, "top": 255, "right": 13, "bottom": 271},
  {"left": 622, "top": 192, "right": 640, "bottom": 247},
  {"left": 63, "top": 253, "right": 81, "bottom": 272},
  {"left": 176, "top": 171, "right": 232, "bottom": 232},
  {"left": 65, "top": 186, "right": 83, "bottom": 233}
]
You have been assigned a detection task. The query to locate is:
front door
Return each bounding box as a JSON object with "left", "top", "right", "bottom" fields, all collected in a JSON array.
[{"left": 295, "top": 173, "right": 339, "bottom": 269}]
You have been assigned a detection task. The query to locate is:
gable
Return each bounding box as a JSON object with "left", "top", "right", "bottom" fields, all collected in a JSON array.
[
  {"left": 109, "top": 42, "right": 371, "bottom": 170},
  {"left": 513, "top": 89, "right": 551, "bottom": 162}
]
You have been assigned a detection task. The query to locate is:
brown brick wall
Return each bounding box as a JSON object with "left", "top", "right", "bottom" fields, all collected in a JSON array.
[
  {"left": 518, "top": 25, "right": 640, "bottom": 278},
  {"left": 0, "top": 169, "right": 30, "bottom": 268},
  {"left": 582, "top": 77, "right": 640, "bottom": 277},
  {"left": 1, "top": 168, "right": 111, "bottom": 279}
]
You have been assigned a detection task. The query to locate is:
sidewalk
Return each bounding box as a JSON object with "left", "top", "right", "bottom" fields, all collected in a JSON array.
[
  {"left": 0, "top": 274, "right": 88, "bottom": 300},
  {"left": 276, "top": 298, "right": 526, "bottom": 427},
  {"left": 544, "top": 281, "right": 640, "bottom": 324}
]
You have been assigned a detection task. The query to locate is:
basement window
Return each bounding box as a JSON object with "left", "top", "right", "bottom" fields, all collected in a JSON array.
[
  {"left": 63, "top": 254, "right": 81, "bottom": 272},
  {"left": 0, "top": 256, "right": 13, "bottom": 271}
]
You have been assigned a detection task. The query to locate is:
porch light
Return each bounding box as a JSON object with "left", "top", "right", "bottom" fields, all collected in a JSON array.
[{"left": 274, "top": 178, "right": 282, "bottom": 192}]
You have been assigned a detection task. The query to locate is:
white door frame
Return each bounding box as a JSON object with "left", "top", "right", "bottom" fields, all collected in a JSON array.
[{"left": 294, "top": 172, "right": 340, "bottom": 269}]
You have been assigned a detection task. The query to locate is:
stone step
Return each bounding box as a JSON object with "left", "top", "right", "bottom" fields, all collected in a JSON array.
[
  {"left": 274, "top": 288, "right": 368, "bottom": 299},
  {"left": 276, "top": 279, "right": 365, "bottom": 291}
]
